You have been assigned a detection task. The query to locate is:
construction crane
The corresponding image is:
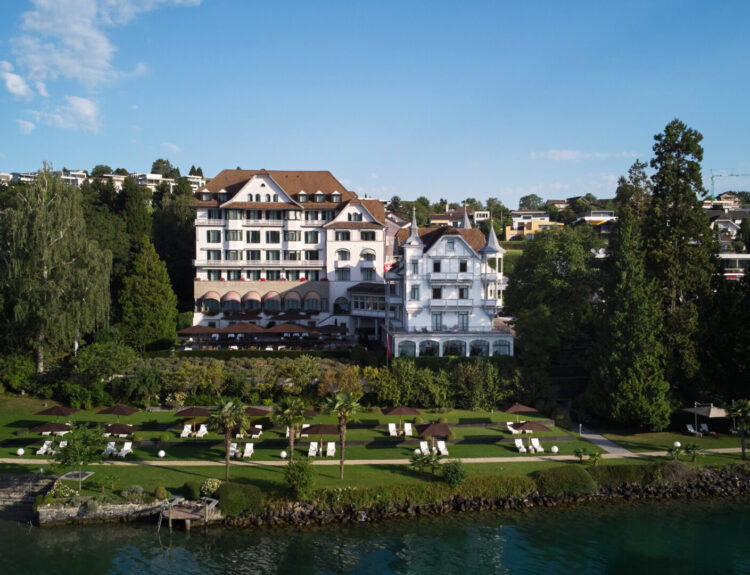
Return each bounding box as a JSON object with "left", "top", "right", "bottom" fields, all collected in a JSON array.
[{"left": 710, "top": 170, "right": 750, "bottom": 197}]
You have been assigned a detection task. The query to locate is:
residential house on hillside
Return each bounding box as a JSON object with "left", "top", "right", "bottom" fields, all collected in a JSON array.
[
  {"left": 505, "top": 210, "right": 563, "bottom": 240},
  {"left": 430, "top": 206, "right": 489, "bottom": 227}
]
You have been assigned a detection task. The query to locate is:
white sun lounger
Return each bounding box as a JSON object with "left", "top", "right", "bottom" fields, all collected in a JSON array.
[
  {"left": 238, "top": 443, "right": 254, "bottom": 458},
  {"left": 286, "top": 426, "right": 290, "bottom": 438},
  {"left": 116, "top": 441, "right": 133, "bottom": 458},
  {"left": 699, "top": 423, "right": 711, "bottom": 435},
  {"left": 514, "top": 438, "right": 527, "bottom": 453},
  {"left": 36, "top": 440, "right": 53, "bottom": 455},
  {"left": 404, "top": 423, "right": 413, "bottom": 436},
  {"left": 195, "top": 424, "right": 208, "bottom": 438},
  {"left": 58, "top": 441, "right": 68, "bottom": 450},
  {"left": 507, "top": 422, "right": 522, "bottom": 435},
  {"left": 102, "top": 441, "right": 117, "bottom": 456},
  {"left": 180, "top": 424, "right": 192, "bottom": 438},
  {"left": 437, "top": 440, "right": 449, "bottom": 456},
  {"left": 388, "top": 423, "right": 398, "bottom": 437},
  {"left": 300, "top": 424, "right": 310, "bottom": 438},
  {"left": 250, "top": 426, "right": 262, "bottom": 439},
  {"left": 686, "top": 424, "right": 703, "bottom": 437},
  {"left": 419, "top": 441, "right": 430, "bottom": 455},
  {"left": 229, "top": 442, "right": 239, "bottom": 458},
  {"left": 531, "top": 437, "right": 544, "bottom": 453},
  {"left": 308, "top": 441, "right": 318, "bottom": 457},
  {"left": 326, "top": 442, "right": 335, "bottom": 457}
]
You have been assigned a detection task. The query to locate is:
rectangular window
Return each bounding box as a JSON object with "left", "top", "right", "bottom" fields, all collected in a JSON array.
[
  {"left": 305, "top": 210, "right": 319, "bottom": 221},
  {"left": 266, "top": 270, "right": 281, "bottom": 280},
  {"left": 305, "top": 231, "right": 319, "bottom": 243},
  {"left": 266, "top": 231, "right": 280, "bottom": 243},
  {"left": 433, "top": 260, "right": 441, "bottom": 272},
  {"left": 459, "top": 260, "right": 468, "bottom": 273},
  {"left": 304, "top": 250, "right": 320, "bottom": 261},
  {"left": 431, "top": 312, "right": 443, "bottom": 331},
  {"left": 207, "top": 270, "right": 222, "bottom": 281},
  {"left": 458, "top": 312, "right": 469, "bottom": 331},
  {"left": 207, "top": 208, "right": 221, "bottom": 220},
  {"left": 246, "top": 250, "right": 261, "bottom": 261},
  {"left": 335, "top": 268, "right": 351, "bottom": 281},
  {"left": 206, "top": 230, "right": 221, "bottom": 243},
  {"left": 347, "top": 212, "right": 363, "bottom": 221},
  {"left": 298, "top": 194, "right": 308, "bottom": 203},
  {"left": 266, "top": 210, "right": 283, "bottom": 220},
  {"left": 287, "top": 270, "right": 300, "bottom": 280},
  {"left": 227, "top": 270, "right": 241, "bottom": 280},
  {"left": 225, "top": 230, "right": 242, "bottom": 241},
  {"left": 246, "top": 210, "right": 261, "bottom": 220},
  {"left": 447, "top": 239, "right": 455, "bottom": 251},
  {"left": 362, "top": 268, "right": 375, "bottom": 281},
  {"left": 226, "top": 209, "right": 243, "bottom": 220},
  {"left": 284, "top": 231, "right": 300, "bottom": 241},
  {"left": 459, "top": 287, "right": 469, "bottom": 299},
  {"left": 410, "top": 285, "right": 420, "bottom": 300},
  {"left": 322, "top": 210, "right": 334, "bottom": 221},
  {"left": 246, "top": 230, "right": 260, "bottom": 243},
  {"left": 307, "top": 270, "right": 320, "bottom": 281},
  {"left": 266, "top": 250, "right": 280, "bottom": 261},
  {"left": 335, "top": 231, "right": 351, "bottom": 241},
  {"left": 284, "top": 251, "right": 300, "bottom": 261},
  {"left": 411, "top": 261, "right": 419, "bottom": 275},
  {"left": 360, "top": 231, "right": 375, "bottom": 241},
  {"left": 246, "top": 270, "right": 261, "bottom": 280},
  {"left": 206, "top": 250, "right": 221, "bottom": 261},
  {"left": 432, "top": 287, "right": 442, "bottom": 300},
  {"left": 224, "top": 250, "right": 241, "bottom": 261}
]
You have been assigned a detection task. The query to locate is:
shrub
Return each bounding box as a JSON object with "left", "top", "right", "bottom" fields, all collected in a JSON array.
[
  {"left": 158, "top": 432, "right": 171, "bottom": 443},
  {"left": 120, "top": 485, "right": 144, "bottom": 500},
  {"left": 413, "top": 416, "right": 423, "bottom": 425},
  {"left": 551, "top": 407, "right": 572, "bottom": 430},
  {"left": 154, "top": 486, "right": 168, "bottom": 500},
  {"left": 50, "top": 483, "right": 78, "bottom": 499},
  {"left": 284, "top": 459, "right": 315, "bottom": 500},
  {"left": 84, "top": 498, "right": 99, "bottom": 515},
  {"left": 536, "top": 465, "right": 597, "bottom": 496},
  {"left": 183, "top": 481, "right": 201, "bottom": 500},
  {"left": 200, "top": 478, "right": 222, "bottom": 496},
  {"left": 437, "top": 417, "right": 447, "bottom": 424},
  {"left": 658, "top": 460, "right": 699, "bottom": 484},
  {"left": 442, "top": 460, "right": 467, "bottom": 488},
  {"left": 587, "top": 464, "right": 660, "bottom": 487},
  {"left": 216, "top": 482, "right": 263, "bottom": 517},
  {"left": 132, "top": 432, "right": 144, "bottom": 442}
]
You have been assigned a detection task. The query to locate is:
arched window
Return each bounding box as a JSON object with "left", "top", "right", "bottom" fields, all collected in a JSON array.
[
  {"left": 419, "top": 340, "right": 439, "bottom": 357},
  {"left": 265, "top": 194, "right": 271, "bottom": 202},
  {"left": 200, "top": 291, "right": 221, "bottom": 314},
  {"left": 242, "top": 292, "right": 261, "bottom": 312},
  {"left": 273, "top": 194, "right": 278, "bottom": 202},
  {"left": 284, "top": 292, "right": 301, "bottom": 312},
  {"left": 442, "top": 340, "right": 466, "bottom": 357},
  {"left": 304, "top": 292, "right": 321, "bottom": 313},
  {"left": 360, "top": 248, "right": 376, "bottom": 261},
  {"left": 493, "top": 340, "right": 511, "bottom": 356},
  {"left": 263, "top": 292, "right": 281, "bottom": 313},
  {"left": 337, "top": 249, "right": 350, "bottom": 261},
  {"left": 398, "top": 341, "right": 416, "bottom": 357},
  {"left": 333, "top": 297, "right": 350, "bottom": 314},
  {"left": 255, "top": 193, "right": 260, "bottom": 202},
  {"left": 470, "top": 340, "right": 489, "bottom": 357}
]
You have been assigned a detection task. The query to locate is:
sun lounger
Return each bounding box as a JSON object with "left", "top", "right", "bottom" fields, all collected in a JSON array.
[
  {"left": 507, "top": 422, "right": 521, "bottom": 435},
  {"left": 326, "top": 442, "right": 335, "bottom": 457},
  {"left": 308, "top": 441, "right": 318, "bottom": 457},
  {"left": 41, "top": 431, "right": 51, "bottom": 436},
  {"left": 36, "top": 440, "right": 53, "bottom": 455},
  {"left": 59, "top": 441, "right": 68, "bottom": 450},
  {"left": 102, "top": 441, "right": 116, "bottom": 456},
  {"left": 285, "top": 426, "right": 290, "bottom": 438},
  {"left": 699, "top": 423, "right": 712, "bottom": 435},
  {"left": 686, "top": 424, "right": 703, "bottom": 437},
  {"left": 419, "top": 441, "right": 430, "bottom": 456},
  {"left": 116, "top": 441, "right": 133, "bottom": 458},
  {"left": 388, "top": 423, "right": 398, "bottom": 437},
  {"left": 238, "top": 443, "right": 254, "bottom": 458},
  {"left": 229, "top": 442, "right": 239, "bottom": 458},
  {"left": 55, "top": 430, "right": 69, "bottom": 437},
  {"left": 531, "top": 437, "right": 544, "bottom": 453},
  {"left": 180, "top": 424, "right": 192, "bottom": 438},
  {"left": 514, "top": 438, "right": 527, "bottom": 453},
  {"left": 404, "top": 423, "right": 413, "bottom": 436},
  {"left": 300, "top": 424, "right": 310, "bottom": 438},
  {"left": 103, "top": 432, "right": 112, "bottom": 438},
  {"left": 195, "top": 424, "right": 208, "bottom": 438},
  {"left": 437, "top": 440, "right": 449, "bottom": 456},
  {"left": 250, "top": 426, "right": 262, "bottom": 439}
]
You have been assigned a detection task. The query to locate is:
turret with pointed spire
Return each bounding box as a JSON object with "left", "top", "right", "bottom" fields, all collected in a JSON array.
[
  {"left": 480, "top": 216, "right": 504, "bottom": 255},
  {"left": 461, "top": 202, "right": 472, "bottom": 229},
  {"left": 403, "top": 207, "right": 423, "bottom": 246}
]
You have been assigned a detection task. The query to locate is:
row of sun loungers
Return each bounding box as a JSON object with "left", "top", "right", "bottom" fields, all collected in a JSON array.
[
  {"left": 686, "top": 423, "right": 713, "bottom": 437},
  {"left": 307, "top": 441, "right": 336, "bottom": 457},
  {"left": 36, "top": 440, "right": 67, "bottom": 455},
  {"left": 229, "top": 442, "right": 255, "bottom": 458},
  {"left": 388, "top": 423, "right": 414, "bottom": 436},
  {"left": 515, "top": 438, "right": 545, "bottom": 453},
  {"left": 180, "top": 424, "right": 210, "bottom": 438},
  {"left": 418, "top": 440, "right": 449, "bottom": 456},
  {"left": 102, "top": 441, "right": 132, "bottom": 457}
]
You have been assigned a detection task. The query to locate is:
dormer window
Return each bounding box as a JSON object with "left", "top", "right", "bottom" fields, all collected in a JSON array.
[
  {"left": 219, "top": 193, "right": 227, "bottom": 202},
  {"left": 298, "top": 192, "right": 307, "bottom": 203},
  {"left": 331, "top": 192, "right": 341, "bottom": 203},
  {"left": 314, "top": 192, "right": 324, "bottom": 203},
  {"left": 347, "top": 212, "right": 363, "bottom": 222},
  {"left": 201, "top": 193, "right": 210, "bottom": 201}
]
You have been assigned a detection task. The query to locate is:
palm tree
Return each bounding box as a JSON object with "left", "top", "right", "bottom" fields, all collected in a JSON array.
[
  {"left": 273, "top": 396, "right": 306, "bottom": 463},
  {"left": 207, "top": 401, "right": 248, "bottom": 481},
  {"left": 325, "top": 391, "right": 360, "bottom": 480},
  {"left": 728, "top": 399, "right": 750, "bottom": 460}
]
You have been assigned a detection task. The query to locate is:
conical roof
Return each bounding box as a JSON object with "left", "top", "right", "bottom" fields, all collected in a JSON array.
[
  {"left": 461, "top": 205, "right": 472, "bottom": 229},
  {"left": 403, "top": 208, "right": 423, "bottom": 246},
  {"left": 480, "top": 218, "right": 505, "bottom": 255}
]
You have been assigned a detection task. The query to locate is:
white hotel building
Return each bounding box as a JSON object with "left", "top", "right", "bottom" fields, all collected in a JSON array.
[{"left": 191, "top": 169, "right": 387, "bottom": 337}]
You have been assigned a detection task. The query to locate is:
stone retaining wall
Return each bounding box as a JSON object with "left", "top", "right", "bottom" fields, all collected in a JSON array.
[{"left": 38, "top": 501, "right": 167, "bottom": 526}]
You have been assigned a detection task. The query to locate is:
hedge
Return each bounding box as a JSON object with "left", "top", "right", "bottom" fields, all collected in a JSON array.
[
  {"left": 536, "top": 465, "right": 597, "bottom": 496},
  {"left": 216, "top": 482, "right": 264, "bottom": 517},
  {"left": 412, "top": 355, "right": 516, "bottom": 371},
  {"left": 586, "top": 464, "right": 660, "bottom": 488},
  {"left": 143, "top": 349, "right": 352, "bottom": 360},
  {"left": 183, "top": 481, "right": 201, "bottom": 501}
]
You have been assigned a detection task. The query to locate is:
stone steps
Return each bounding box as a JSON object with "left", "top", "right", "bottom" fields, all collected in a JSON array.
[{"left": 0, "top": 474, "right": 57, "bottom": 521}]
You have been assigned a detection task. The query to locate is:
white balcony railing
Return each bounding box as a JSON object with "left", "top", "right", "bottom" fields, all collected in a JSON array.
[
  {"left": 429, "top": 272, "right": 474, "bottom": 284},
  {"left": 195, "top": 219, "right": 225, "bottom": 226},
  {"left": 193, "top": 259, "right": 324, "bottom": 268},
  {"left": 243, "top": 220, "right": 285, "bottom": 227},
  {"left": 429, "top": 298, "right": 474, "bottom": 309}
]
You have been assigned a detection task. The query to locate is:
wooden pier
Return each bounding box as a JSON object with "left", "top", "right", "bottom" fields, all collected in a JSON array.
[{"left": 158, "top": 496, "right": 219, "bottom": 532}]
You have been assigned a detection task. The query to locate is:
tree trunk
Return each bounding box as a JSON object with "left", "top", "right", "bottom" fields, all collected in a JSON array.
[
  {"left": 36, "top": 331, "right": 45, "bottom": 375},
  {"left": 741, "top": 429, "right": 746, "bottom": 461},
  {"left": 225, "top": 430, "right": 231, "bottom": 481},
  {"left": 289, "top": 424, "right": 295, "bottom": 463},
  {"left": 339, "top": 416, "right": 346, "bottom": 481}
]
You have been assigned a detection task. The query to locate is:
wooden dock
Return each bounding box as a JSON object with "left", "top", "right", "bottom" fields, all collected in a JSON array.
[{"left": 158, "top": 496, "right": 219, "bottom": 532}]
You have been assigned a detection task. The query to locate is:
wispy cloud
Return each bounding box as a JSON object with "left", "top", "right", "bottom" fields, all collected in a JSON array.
[
  {"left": 28, "top": 96, "right": 101, "bottom": 133},
  {"left": 0, "top": 61, "right": 33, "bottom": 100},
  {"left": 17, "top": 119, "right": 36, "bottom": 135},
  {"left": 162, "top": 141, "right": 181, "bottom": 153},
  {"left": 530, "top": 149, "right": 639, "bottom": 161},
  {"left": 0, "top": 152, "right": 6, "bottom": 159}
]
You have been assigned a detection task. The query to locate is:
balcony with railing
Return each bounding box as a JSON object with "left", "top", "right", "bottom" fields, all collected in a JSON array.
[
  {"left": 195, "top": 218, "right": 225, "bottom": 226},
  {"left": 429, "top": 298, "right": 474, "bottom": 310},
  {"left": 193, "top": 259, "right": 324, "bottom": 268},
  {"left": 243, "top": 219, "right": 285, "bottom": 227},
  {"left": 429, "top": 272, "right": 474, "bottom": 284}
]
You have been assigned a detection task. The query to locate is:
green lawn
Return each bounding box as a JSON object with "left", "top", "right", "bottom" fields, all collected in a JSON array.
[{"left": 602, "top": 430, "right": 744, "bottom": 453}]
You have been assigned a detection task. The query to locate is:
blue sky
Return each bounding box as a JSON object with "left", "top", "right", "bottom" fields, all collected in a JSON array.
[{"left": 1, "top": 0, "right": 749, "bottom": 207}]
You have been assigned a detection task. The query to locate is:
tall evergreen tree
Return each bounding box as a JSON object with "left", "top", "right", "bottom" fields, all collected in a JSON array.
[
  {"left": 643, "top": 119, "right": 716, "bottom": 386},
  {"left": 0, "top": 168, "right": 111, "bottom": 373},
  {"left": 118, "top": 177, "right": 152, "bottom": 244},
  {"left": 589, "top": 164, "right": 670, "bottom": 430},
  {"left": 119, "top": 240, "right": 177, "bottom": 350},
  {"left": 152, "top": 194, "right": 195, "bottom": 310}
]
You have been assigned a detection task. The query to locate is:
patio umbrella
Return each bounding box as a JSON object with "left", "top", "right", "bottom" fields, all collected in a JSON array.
[
  {"left": 105, "top": 423, "right": 138, "bottom": 436},
  {"left": 511, "top": 421, "right": 551, "bottom": 449},
  {"left": 245, "top": 406, "right": 271, "bottom": 417},
  {"left": 505, "top": 402, "right": 539, "bottom": 422},
  {"left": 37, "top": 406, "right": 79, "bottom": 417},
  {"left": 383, "top": 406, "right": 420, "bottom": 433},
  {"left": 175, "top": 406, "right": 211, "bottom": 428},
  {"left": 683, "top": 404, "right": 728, "bottom": 435},
  {"left": 417, "top": 422, "right": 452, "bottom": 448},
  {"left": 31, "top": 422, "right": 71, "bottom": 434},
  {"left": 303, "top": 423, "right": 339, "bottom": 451},
  {"left": 98, "top": 404, "right": 139, "bottom": 422}
]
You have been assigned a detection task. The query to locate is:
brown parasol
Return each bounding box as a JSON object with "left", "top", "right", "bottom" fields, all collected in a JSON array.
[
  {"left": 31, "top": 422, "right": 71, "bottom": 435},
  {"left": 303, "top": 423, "right": 339, "bottom": 452},
  {"left": 104, "top": 423, "right": 138, "bottom": 436},
  {"left": 98, "top": 404, "right": 139, "bottom": 422},
  {"left": 505, "top": 402, "right": 539, "bottom": 423},
  {"left": 383, "top": 406, "right": 421, "bottom": 433},
  {"left": 245, "top": 406, "right": 272, "bottom": 417},
  {"left": 417, "top": 422, "right": 452, "bottom": 448},
  {"left": 175, "top": 406, "right": 212, "bottom": 428},
  {"left": 37, "top": 406, "right": 79, "bottom": 417}
]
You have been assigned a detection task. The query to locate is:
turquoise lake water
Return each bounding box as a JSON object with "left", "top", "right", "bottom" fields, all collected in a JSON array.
[{"left": 3, "top": 497, "right": 750, "bottom": 574}]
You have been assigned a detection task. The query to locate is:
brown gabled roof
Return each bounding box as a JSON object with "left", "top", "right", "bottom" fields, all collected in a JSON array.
[
  {"left": 192, "top": 169, "right": 355, "bottom": 208},
  {"left": 220, "top": 202, "right": 294, "bottom": 210},
  {"left": 323, "top": 221, "right": 383, "bottom": 229},
  {"left": 395, "top": 226, "right": 487, "bottom": 253},
  {"left": 361, "top": 199, "right": 386, "bottom": 225}
]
